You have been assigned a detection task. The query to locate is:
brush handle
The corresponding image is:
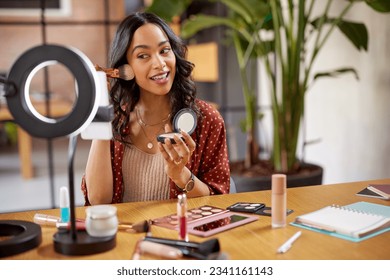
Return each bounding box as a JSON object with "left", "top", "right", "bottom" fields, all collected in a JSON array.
[
  {"left": 138, "top": 241, "right": 182, "bottom": 259},
  {"left": 117, "top": 223, "right": 133, "bottom": 230},
  {"left": 94, "top": 64, "right": 119, "bottom": 78}
]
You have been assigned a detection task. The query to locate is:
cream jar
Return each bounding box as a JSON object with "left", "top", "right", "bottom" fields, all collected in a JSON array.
[{"left": 85, "top": 205, "right": 118, "bottom": 237}]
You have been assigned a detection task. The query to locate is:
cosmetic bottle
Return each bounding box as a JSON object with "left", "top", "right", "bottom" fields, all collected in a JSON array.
[
  {"left": 60, "top": 186, "right": 70, "bottom": 223},
  {"left": 177, "top": 194, "right": 188, "bottom": 241},
  {"left": 85, "top": 205, "right": 118, "bottom": 237},
  {"left": 271, "top": 174, "right": 287, "bottom": 228}
]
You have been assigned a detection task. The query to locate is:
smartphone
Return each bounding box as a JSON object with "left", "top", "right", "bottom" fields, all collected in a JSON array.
[{"left": 188, "top": 212, "right": 258, "bottom": 237}]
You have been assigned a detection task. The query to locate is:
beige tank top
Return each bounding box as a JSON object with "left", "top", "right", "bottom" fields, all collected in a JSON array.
[{"left": 122, "top": 145, "right": 170, "bottom": 202}]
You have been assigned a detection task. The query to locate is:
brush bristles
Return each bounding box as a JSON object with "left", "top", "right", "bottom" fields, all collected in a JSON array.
[
  {"left": 118, "top": 64, "right": 134, "bottom": 80},
  {"left": 131, "top": 220, "right": 150, "bottom": 233}
]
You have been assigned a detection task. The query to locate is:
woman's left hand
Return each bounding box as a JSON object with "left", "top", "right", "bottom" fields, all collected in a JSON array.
[{"left": 158, "top": 124, "right": 196, "bottom": 182}]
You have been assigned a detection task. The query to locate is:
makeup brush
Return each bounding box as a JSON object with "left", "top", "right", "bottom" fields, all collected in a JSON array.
[
  {"left": 95, "top": 64, "right": 134, "bottom": 80},
  {"left": 118, "top": 220, "right": 150, "bottom": 233},
  {"left": 132, "top": 240, "right": 183, "bottom": 260},
  {"left": 143, "top": 236, "right": 221, "bottom": 259}
]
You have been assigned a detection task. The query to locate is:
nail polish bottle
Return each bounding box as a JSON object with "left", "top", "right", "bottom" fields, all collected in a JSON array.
[{"left": 271, "top": 174, "right": 287, "bottom": 228}]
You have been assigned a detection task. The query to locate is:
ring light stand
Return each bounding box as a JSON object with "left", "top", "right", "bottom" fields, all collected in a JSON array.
[{"left": 1, "top": 44, "right": 115, "bottom": 256}]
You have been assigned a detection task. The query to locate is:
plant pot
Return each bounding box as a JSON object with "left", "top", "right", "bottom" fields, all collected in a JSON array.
[{"left": 231, "top": 162, "right": 323, "bottom": 193}]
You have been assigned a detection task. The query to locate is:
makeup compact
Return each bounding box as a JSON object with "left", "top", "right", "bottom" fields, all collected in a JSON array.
[{"left": 157, "top": 108, "right": 197, "bottom": 144}]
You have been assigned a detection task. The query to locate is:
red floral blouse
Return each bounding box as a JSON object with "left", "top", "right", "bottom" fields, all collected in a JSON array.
[{"left": 81, "top": 99, "right": 230, "bottom": 205}]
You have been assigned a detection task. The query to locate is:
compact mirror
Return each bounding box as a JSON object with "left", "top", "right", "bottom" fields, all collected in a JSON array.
[{"left": 157, "top": 108, "right": 197, "bottom": 144}]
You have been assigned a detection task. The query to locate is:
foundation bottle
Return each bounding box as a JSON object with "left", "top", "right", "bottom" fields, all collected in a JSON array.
[{"left": 272, "top": 174, "right": 287, "bottom": 228}]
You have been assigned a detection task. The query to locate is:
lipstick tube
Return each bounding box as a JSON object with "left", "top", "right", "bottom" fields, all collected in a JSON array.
[
  {"left": 33, "top": 213, "right": 84, "bottom": 226},
  {"left": 34, "top": 213, "right": 60, "bottom": 225},
  {"left": 56, "top": 221, "right": 86, "bottom": 231},
  {"left": 177, "top": 194, "right": 188, "bottom": 241}
]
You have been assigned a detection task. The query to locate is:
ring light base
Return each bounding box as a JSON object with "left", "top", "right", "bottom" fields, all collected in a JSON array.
[
  {"left": 0, "top": 220, "right": 42, "bottom": 258},
  {"left": 53, "top": 230, "right": 116, "bottom": 256}
]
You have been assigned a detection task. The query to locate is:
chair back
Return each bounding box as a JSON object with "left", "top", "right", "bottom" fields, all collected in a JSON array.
[{"left": 229, "top": 177, "right": 237, "bottom": 193}]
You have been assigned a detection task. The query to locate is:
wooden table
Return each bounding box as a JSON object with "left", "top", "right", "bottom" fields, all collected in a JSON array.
[
  {"left": 1, "top": 179, "right": 390, "bottom": 260},
  {"left": 0, "top": 99, "right": 72, "bottom": 179}
]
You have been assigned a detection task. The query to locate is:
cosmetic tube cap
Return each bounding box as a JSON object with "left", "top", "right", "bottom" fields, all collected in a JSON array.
[
  {"left": 177, "top": 194, "right": 187, "bottom": 215},
  {"left": 177, "top": 193, "right": 187, "bottom": 205},
  {"left": 60, "top": 186, "right": 70, "bottom": 208},
  {"left": 177, "top": 193, "right": 187, "bottom": 204},
  {"left": 272, "top": 174, "right": 286, "bottom": 194}
]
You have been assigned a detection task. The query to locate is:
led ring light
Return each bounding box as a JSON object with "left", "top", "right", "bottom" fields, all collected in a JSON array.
[
  {"left": 1, "top": 44, "right": 106, "bottom": 257},
  {"left": 5, "top": 44, "right": 100, "bottom": 138}
]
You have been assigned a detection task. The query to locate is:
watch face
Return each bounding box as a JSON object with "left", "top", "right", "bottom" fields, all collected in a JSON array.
[{"left": 186, "top": 180, "right": 195, "bottom": 192}]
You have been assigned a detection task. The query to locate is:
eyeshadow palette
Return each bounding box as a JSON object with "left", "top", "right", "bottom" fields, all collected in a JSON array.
[
  {"left": 227, "top": 202, "right": 294, "bottom": 216},
  {"left": 152, "top": 205, "right": 229, "bottom": 230},
  {"left": 227, "top": 202, "right": 265, "bottom": 213},
  {"left": 152, "top": 205, "right": 258, "bottom": 237}
]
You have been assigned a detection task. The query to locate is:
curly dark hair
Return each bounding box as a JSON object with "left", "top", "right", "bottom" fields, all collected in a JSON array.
[{"left": 108, "top": 12, "right": 199, "bottom": 143}]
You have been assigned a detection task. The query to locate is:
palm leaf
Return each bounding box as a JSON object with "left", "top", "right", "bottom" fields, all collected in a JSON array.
[
  {"left": 312, "top": 17, "right": 368, "bottom": 51},
  {"left": 218, "top": 0, "right": 269, "bottom": 21},
  {"left": 365, "top": 0, "right": 390, "bottom": 12},
  {"left": 313, "top": 68, "right": 359, "bottom": 81},
  {"left": 181, "top": 14, "right": 238, "bottom": 39},
  {"left": 219, "top": 0, "right": 254, "bottom": 24},
  {"left": 145, "top": 0, "right": 192, "bottom": 22},
  {"left": 337, "top": 20, "right": 368, "bottom": 51}
]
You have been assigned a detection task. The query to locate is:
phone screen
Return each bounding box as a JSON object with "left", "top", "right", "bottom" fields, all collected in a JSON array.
[{"left": 192, "top": 214, "right": 249, "bottom": 232}]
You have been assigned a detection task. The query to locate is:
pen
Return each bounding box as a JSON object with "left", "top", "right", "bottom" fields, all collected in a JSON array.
[{"left": 277, "top": 231, "right": 302, "bottom": 254}]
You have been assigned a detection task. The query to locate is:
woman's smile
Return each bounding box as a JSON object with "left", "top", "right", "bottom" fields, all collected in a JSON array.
[{"left": 150, "top": 71, "right": 169, "bottom": 83}]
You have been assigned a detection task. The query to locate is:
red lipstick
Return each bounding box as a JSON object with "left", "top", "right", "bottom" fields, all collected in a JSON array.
[{"left": 177, "top": 194, "right": 188, "bottom": 241}]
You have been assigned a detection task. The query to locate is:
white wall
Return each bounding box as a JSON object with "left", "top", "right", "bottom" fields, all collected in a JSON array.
[{"left": 258, "top": 3, "right": 390, "bottom": 184}]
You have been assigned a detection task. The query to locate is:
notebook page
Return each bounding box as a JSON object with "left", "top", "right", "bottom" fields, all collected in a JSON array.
[
  {"left": 295, "top": 206, "right": 390, "bottom": 238},
  {"left": 345, "top": 201, "right": 390, "bottom": 218}
]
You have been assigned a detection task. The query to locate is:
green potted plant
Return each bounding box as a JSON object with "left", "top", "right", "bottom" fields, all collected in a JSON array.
[{"left": 148, "top": 0, "right": 390, "bottom": 190}]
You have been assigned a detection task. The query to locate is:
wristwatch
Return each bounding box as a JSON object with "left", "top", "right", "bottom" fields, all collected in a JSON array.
[{"left": 177, "top": 173, "right": 195, "bottom": 193}]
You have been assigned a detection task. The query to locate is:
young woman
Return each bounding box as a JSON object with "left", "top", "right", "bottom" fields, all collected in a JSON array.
[{"left": 82, "top": 12, "right": 230, "bottom": 205}]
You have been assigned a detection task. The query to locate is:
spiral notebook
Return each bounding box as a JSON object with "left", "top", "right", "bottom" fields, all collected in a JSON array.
[{"left": 291, "top": 202, "right": 390, "bottom": 242}]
